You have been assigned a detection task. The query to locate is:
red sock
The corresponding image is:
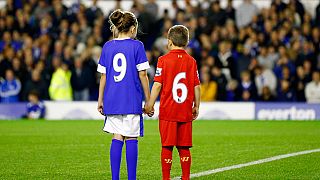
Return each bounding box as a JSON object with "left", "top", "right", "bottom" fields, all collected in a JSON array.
[
  {"left": 161, "top": 146, "right": 173, "bottom": 180},
  {"left": 178, "top": 147, "right": 191, "bottom": 180}
]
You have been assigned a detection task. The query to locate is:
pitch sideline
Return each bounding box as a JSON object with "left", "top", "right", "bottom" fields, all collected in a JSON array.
[{"left": 172, "top": 148, "right": 320, "bottom": 179}]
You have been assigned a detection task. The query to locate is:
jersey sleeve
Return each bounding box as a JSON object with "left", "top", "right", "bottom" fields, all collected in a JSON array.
[
  {"left": 97, "top": 44, "right": 107, "bottom": 74},
  {"left": 154, "top": 57, "right": 163, "bottom": 84},
  {"left": 135, "top": 42, "right": 150, "bottom": 71},
  {"left": 194, "top": 61, "right": 200, "bottom": 86},
  {"left": 26, "top": 103, "right": 32, "bottom": 113}
]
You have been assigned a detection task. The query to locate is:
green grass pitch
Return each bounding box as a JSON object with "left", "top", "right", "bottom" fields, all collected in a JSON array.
[{"left": 0, "top": 120, "right": 320, "bottom": 179}]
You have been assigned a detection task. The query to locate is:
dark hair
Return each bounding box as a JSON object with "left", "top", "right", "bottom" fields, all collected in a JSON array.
[
  {"left": 167, "top": 25, "right": 189, "bottom": 47},
  {"left": 109, "top": 9, "right": 138, "bottom": 33},
  {"left": 29, "top": 90, "right": 40, "bottom": 98}
]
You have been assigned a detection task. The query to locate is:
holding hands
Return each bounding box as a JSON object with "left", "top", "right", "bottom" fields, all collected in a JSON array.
[{"left": 143, "top": 102, "right": 154, "bottom": 117}]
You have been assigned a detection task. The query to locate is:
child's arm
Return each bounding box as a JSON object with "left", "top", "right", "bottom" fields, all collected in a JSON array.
[
  {"left": 193, "top": 85, "right": 201, "bottom": 120},
  {"left": 139, "top": 70, "right": 151, "bottom": 102},
  {"left": 97, "top": 74, "right": 106, "bottom": 115},
  {"left": 145, "top": 82, "right": 162, "bottom": 114}
]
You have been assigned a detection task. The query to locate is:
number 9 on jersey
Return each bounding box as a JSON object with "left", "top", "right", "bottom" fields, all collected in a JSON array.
[{"left": 113, "top": 53, "right": 127, "bottom": 82}]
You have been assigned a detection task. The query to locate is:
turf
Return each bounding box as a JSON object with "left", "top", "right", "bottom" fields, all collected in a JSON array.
[{"left": 0, "top": 120, "right": 319, "bottom": 179}]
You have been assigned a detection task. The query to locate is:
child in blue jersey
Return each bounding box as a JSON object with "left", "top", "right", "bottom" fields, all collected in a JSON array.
[
  {"left": 97, "top": 9, "right": 153, "bottom": 180},
  {"left": 26, "top": 90, "right": 45, "bottom": 119}
]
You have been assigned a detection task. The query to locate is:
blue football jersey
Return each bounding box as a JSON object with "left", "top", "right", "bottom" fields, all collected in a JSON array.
[
  {"left": 97, "top": 38, "right": 150, "bottom": 115},
  {"left": 27, "top": 102, "right": 45, "bottom": 119}
]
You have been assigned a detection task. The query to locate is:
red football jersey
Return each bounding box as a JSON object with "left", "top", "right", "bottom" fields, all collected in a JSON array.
[{"left": 154, "top": 49, "right": 200, "bottom": 122}]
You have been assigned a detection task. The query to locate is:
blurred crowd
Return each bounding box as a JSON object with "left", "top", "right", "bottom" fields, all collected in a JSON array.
[{"left": 0, "top": 0, "right": 320, "bottom": 103}]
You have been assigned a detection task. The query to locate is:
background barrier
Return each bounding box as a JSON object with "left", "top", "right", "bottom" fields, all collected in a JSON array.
[
  {"left": 255, "top": 103, "right": 320, "bottom": 120},
  {"left": 1, "top": 102, "right": 319, "bottom": 120},
  {"left": 0, "top": 103, "right": 27, "bottom": 119}
]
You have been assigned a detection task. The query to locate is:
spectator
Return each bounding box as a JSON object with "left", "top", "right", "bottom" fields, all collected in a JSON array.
[
  {"left": 91, "top": 46, "right": 102, "bottom": 65},
  {"left": 62, "top": 46, "right": 74, "bottom": 66},
  {"left": 277, "top": 80, "right": 296, "bottom": 102},
  {"left": 200, "top": 71, "right": 217, "bottom": 101},
  {"left": 237, "top": 71, "right": 257, "bottom": 101},
  {"left": 49, "top": 63, "right": 73, "bottom": 101},
  {"left": 144, "top": 0, "right": 159, "bottom": 19},
  {"left": 0, "top": 46, "right": 14, "bottom": 78},
  {"left": 311, "top": 27, "right": 320, "bottom": 56},
  {"left": 0, "top": 31, "right": 12, "bottom": 52},
  {"left": 0, "top": 69, "right": 21, "bottom": 103},
  {"left": 305, "top": 71, "right": 320, "bottom": 103},
  {"left": 254, "top": 66, "right": 277, "bottom": 96},
  {"left": 85, "top": 0, "right": 103, "bottom": 27},
  {"left": 146, "top": 51, "right": 156, "bottom": 85},
  {"left": 278, "top": 66, "right": 296, "bottom": 93},
  {"left": 136, "top": 2, "right": 155, "bottom": 49},
  {"left": 237, "top": 47, "right": 253, "bottom": 77},
  {"left": 302, "top": 60, "right": 313, "bottom": 82},
  {"left": 70, "top": 57, "right": 91, "bottom": 101},
  {"left": 225, "top": 0, "right": 235, "bottom": 21},
  {"left": 23, "top": 70, "right": 48, "bottom": 101},
  {"left": 296, "top": 41, "right": 316, "bottom": 67},
  {"left": 295, "top": 66, "right": 308, "bottom": 101},
  {"left": 226, "top": 79, "right": 238, "bottom": 101},
  {"left": 289, "top": 0, "right": 305, "bottom": 22},
  {"left": 259, "top": 86, "right": 276, "bottom": 102},
  {"left": 211, "top": 66, "right": 228, "bottom": 101},
  {"left": 33, "top": 0, "right": 52, "bottom": 20},
  {"left": 272, "top": 0, "right": 287, "bottom": 13},
  {"left": 50, "top": 1, "right": 68, "bottom": 27},
  {"left": 215, "top": 41, "right": 237, "bottom": 80},
  {"left": 26, "top": 90, "right": 45, "bottom": 119},
  {"left": 257, "top": 45, "right": 277, "bottom": 69},
  {"left": 12, "top": 57, "right": 28, "bottom": 93},
  {"left": 236, "top": 0, "right": 258, "bottom": 28},
  {"left": 154, "top": 29, "right": 169, "bottom": 54},
  {"left": 207, "top": 1, "right": 226, "bottom": 28}
]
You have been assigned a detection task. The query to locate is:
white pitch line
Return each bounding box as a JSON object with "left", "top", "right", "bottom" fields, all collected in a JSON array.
[{"left": 172, "top": 148, "right": 320, "bottom": 179}]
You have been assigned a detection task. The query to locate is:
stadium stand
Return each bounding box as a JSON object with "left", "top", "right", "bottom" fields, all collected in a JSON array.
[{"left": 0, "top": 0, "right": 319, "bottom": 103}]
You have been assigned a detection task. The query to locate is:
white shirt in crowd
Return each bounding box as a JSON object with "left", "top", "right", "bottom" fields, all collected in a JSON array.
[
  {"left": 255, "top": 69, "right": 277, "bottom": 95},
  {"left": 305, "top": 81, "right": 320, "bottom": 103},
  {"left": 236, "top": 0, "right": 259, "bottom": 28}
]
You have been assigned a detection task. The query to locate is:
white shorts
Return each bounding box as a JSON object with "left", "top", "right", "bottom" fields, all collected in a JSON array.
[{"left": 103, "top": 114, "right": 144, "bottom": 137}]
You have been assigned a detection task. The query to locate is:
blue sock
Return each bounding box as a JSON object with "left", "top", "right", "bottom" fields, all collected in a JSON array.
[
  {"left": 110, "top": 139, "right": 124, "bottom": 180},
  {"left": 126, "top": 139, "right": 138, "bottom": 180}
]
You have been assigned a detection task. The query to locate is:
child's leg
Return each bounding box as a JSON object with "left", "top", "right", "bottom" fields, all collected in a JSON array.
[
  {"left": 177, "top": 147, "right": 191, "bottom": 180},
  {"left": 176, "top": 122, "right": 192, "bottom": 180},
  {"left": 161, "top": 146, "right": 173, "bottom": 180},
  {"left": 110, "top": 134, "right": 124, "bottom": 180},
  {"left": 125, "top": 137, "right": 138, "bottom": 180}
]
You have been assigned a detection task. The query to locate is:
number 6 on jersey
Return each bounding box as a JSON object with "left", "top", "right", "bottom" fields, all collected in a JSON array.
[
  {"left": 113, "top": 53, "right": 127, "bottom": 82},
  {"left": 172, "top": 72, "right": 188, "bottom": 103}
]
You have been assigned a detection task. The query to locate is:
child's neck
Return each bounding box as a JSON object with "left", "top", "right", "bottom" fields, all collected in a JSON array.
[
  {"left": 117, "top": 33, "right": 131, "bottom": 39},
  {"left": 170, "top": 46, "right": 185, "bottom": 50}
]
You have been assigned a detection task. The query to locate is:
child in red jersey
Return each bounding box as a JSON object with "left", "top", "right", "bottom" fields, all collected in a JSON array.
[{"left": 145, "top": 25, "right": 201, "bottom": 180}]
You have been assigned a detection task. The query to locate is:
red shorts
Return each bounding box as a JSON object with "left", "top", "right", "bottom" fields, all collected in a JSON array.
[{"left": 159, "top": 120, "right": 192, "bottom": 147}]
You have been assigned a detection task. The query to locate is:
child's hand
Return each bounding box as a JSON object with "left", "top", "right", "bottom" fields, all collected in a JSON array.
[
  {"left": 97, "top": 102, "right": 105, "bottom": 116},
  {"left": 144, "top": 103, "right": 154, "bottom": 117},
  {"left": 192, "top": 106, "right": 199, "bottom": 120}
]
